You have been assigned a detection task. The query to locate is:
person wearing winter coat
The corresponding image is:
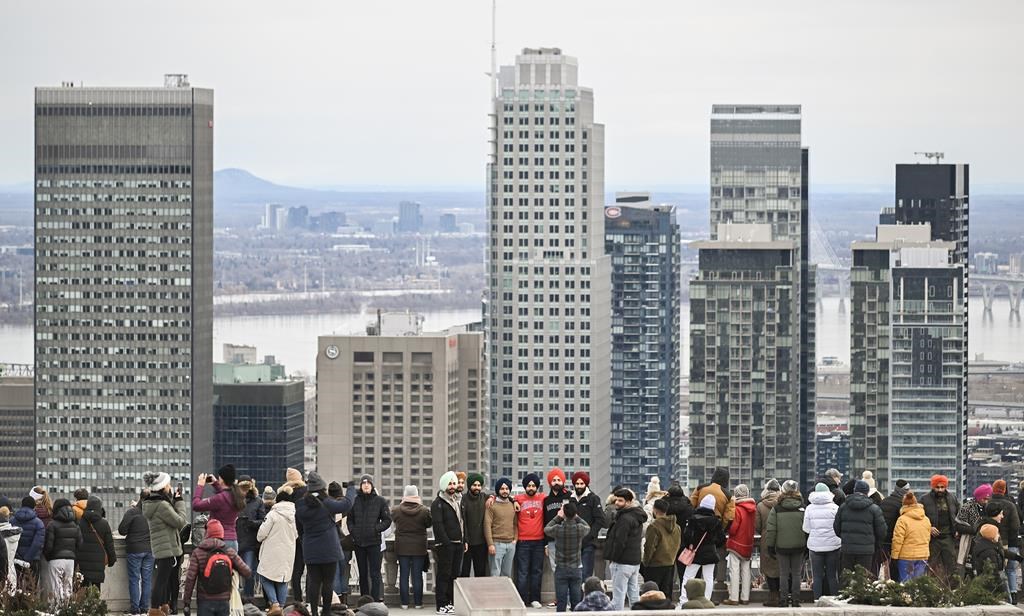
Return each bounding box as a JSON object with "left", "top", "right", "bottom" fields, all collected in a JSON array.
[
  {"left": 181, "top": 519, "right": 252, "bottom": 616},
  {"left": 954, "top": 484, "right": 992, "bottom": 576},
  {"left": 630, "top": 580, "right": 674, "bottom": 610},
  {"left": 972, "top": 523, "right": 1024, "bottom": 600},
  {"left": 689, "top": 467, "right": 735, "bottom": 589},
  {"left": 569, "top": 471, "right": 606, "bottom": 578},
  {"left": 119, "top": 493, "right": 154, "bottom": 616},
  {"left": 605, "top": 488, "right": 649, "bottom": 610},
  {"left": 295, "top": 472, "right": 356, "bottom": 616},
  {"left": 680, "top": 578, "right": 715, "bottom": 609},
  {"left": 432, "top": 471, "right": 464, "bottom": 615},
  {"left": 0, "top": 506, "right": 22, "bottom": 589},
  {"left": 30, "top": 487, "right": 53, "bottom": 529},
  {"left": 392, "top": 485, "right": 431, "bottom": 609},
  {"left": 544, "top": 501, "right": 590, "bottom": 612},
  {"left": 257, "top": 486, "right": 298, "bottom": 615},
  {"left": 755, "top": 479, "right": 782, "bottom": 606},
  {"left": 991, "top": 479, "right": 1021, "bottom": 598},
  {"left": 677, "top": 494, "right": 725, "bottom": 607},
  {"left": 192, "top": 465, "right": 246, "bottom": 550},
  {"left": 574, "top": 576, "right": 614, "bottom": 612},
  {"left": 891, "top": 492, "right": 931, "bottom": 581},
  {"left": 347, "top": 474, "right": 391, "bottom": 601},
  {"left": 765, "top": 482, "right": 806, "bottom": 608},
  {"left": 543, "top": 468, "right": 572, "bottom": 578},
  {"left": 72, "top": 489, "right": 89, "bottom": 521},
  {"left": 879, "top": 479, "right": 910, "bottom": 581},
  {"left": 12, "top": 496, "right": 44, "bottom": 585},
  {"left": 460, "top": 472, "right": 489, "bottom": 578},
  {"left": 919, "top": 474, "right": 959, "bottom": 577},
  {"left": 77, "top": 496, "right": 117, "bottom": 589},
  {"left": 834, "top": 480, "right": 886, "bottom": 580},
  {"left": 142, "top": 471, "right": 187, "bottom": 616},
  {"left": 484, "top": 478, "right": 518, "bottom": 578},
  {"left": 820, "top": 469, "right": 846, "bottom": 506},
  {"left": 803, "top": 483, "right": 841, "bottom": 599},
  {"left": 44, "top": 498, "right": 82, "bottom": 602},
  {"left": 722, "top": 484, "right": 756, "bottom": 605},
  {"left": 640, "top": 499, "right": 680, "bottom": 603},
  {"left": 664, "top": 484, "right": 694, "bottom": 585},
  {"left": 235, "top": 477, "right": 267, "bottom": 601}
]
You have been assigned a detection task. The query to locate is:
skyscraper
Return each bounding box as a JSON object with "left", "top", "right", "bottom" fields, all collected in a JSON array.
[
  {"left": 690, "top": 104, "right": 816, "bottom": 489},
  {"left": 34, "top": 75, "right": 213, "bottom": 518},
  {"left": 486, "top": 48, "right": 611, "bottom": 491},
  {"left": 604, "top": 193, "right": 680, "bottom": 494},
  {"left": 398, "top": 201, "right": 423, "bottom": 234},
  {"left": 850, "top": 225, "right": 964, "bottom": 492},
  {"left": 0, "top": 364, "right": 35, "bottom": 496},
  {"left": 214, "top": 380, "right": 305, "bottom": 485}
]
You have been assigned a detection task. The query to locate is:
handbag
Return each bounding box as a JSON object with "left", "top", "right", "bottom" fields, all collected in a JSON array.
[
  {"left": 678, "top": 531, "right": 708, "bottom": 566},
  {"left": 87, "top": 522, "right": 108, "bottom": 566}
]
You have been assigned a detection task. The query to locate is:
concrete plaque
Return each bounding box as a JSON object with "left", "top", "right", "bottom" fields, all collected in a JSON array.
[{"left": 454, "top": 577, "right": 526, "bottom": 616}]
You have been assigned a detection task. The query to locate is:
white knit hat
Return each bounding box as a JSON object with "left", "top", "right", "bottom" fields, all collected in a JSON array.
[{"left": 144, "top": 471, "right": 171, "bottom": 492}]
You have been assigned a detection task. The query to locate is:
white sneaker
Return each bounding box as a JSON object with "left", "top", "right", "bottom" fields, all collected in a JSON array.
[
  {"left": 530, "top": 601, "right": 542, "bottom": 609},
  {"left": 401, "top": 606, "right": 409, "bottom": 610}
]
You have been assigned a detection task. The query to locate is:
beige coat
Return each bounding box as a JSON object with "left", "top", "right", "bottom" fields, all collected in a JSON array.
[{"left": 257, "top": 501, "right": 298, "bottom": 583}]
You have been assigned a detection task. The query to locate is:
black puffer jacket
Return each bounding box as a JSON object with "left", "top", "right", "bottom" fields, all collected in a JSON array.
[
  {"left": 604, "top": 504, "right": 648, "bottom": 565},
  {"left": 665, "top": 486, "right": 694, "bottom": 542},
  {"left": 77, "top": 497, "right": 117, "bottom": 584},
  {"left": 682, "top": 506, "right": 725, "bottom": 565},
  {"left": 879, "top": 492, "right": 904, "bottom": 546},
  {"left": 236, "top": 495, "right": 267, "bottom": 553},
  {"left": 349, "top": 489, "right": 392, "bottom": 548},
  {"left": 569, "top": 488, "right": 607, "bottom": 548},
  {"left": 44, "top": 503, "right": 82, "bottom": 560},
  {"left": 820, "top": 476, "right": 846, "bottom": 506},
  {"left": 833, "top": 493, "right": 886, "bottom": 556},
  {"left": 431, "top": 493, "right": 463, "bottom": 546},
  {"left": 118, "top": 503, "right": 151, "bottom": 554}
]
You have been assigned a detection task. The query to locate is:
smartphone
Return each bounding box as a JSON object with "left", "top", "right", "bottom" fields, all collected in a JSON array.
[
  {"left": 205, "top": 475, "right": 215, "bottom": 484},
  {"left": 176, "top": 481, "right": 184, "bottom": 495}
]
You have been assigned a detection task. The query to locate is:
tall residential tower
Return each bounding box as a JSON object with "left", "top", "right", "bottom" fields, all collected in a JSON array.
[
  {"left": 486, "top": 48, "right": 612, "bottom": 492},
  {"left": 34, "top": 75, "right": 213, "bottom": 518}
]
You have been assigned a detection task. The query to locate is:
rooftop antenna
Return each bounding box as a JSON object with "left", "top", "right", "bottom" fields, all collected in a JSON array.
[
  {"left": 914, "top": 151, "right": 945, "bottom": 164},
  {"left": 489, "top": 0, "right": 497, "bottom": 99}
]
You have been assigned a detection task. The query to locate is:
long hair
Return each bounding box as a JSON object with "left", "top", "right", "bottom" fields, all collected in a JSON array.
[
  {"left": 32, "top": 486, "right": 53, "bottom": 515},
  {"left": 229, "top": 483, "right": 246, "bottom": 511}
]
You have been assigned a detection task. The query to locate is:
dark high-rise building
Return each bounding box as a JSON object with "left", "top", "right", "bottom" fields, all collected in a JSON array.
[
  {"left": 398, "top": 201, "right": 423, "bottom": 233},
  {"left": 604, "top": 193, "right": 680, "bottom": 494},
  {"left": 213, "top": 380, "right": 305, "bottom": 484},
  {"left": 691, "top": 104, "right": 816, "bottom": 489},
  {"left": 33, "top": 75, "right": 213, "bottom": 518},
  {"left": 816, "top": 431, "right": 850, "bottom": 482},
  {"left": 0, "top": 364, "right": 35, "bottom": 496}
]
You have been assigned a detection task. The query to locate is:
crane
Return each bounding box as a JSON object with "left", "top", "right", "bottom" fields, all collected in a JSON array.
[{"left": 914, "top": 151, "right": 945, "bottom": 163}]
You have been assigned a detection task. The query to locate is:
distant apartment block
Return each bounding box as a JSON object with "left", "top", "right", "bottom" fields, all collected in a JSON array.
[
  {"left": 398, "top": 201, "right": 423, "bottom": 234},
  {"left": 0, "top": 364, "right": 35, "bottom": 496},
  {"left": 213, "top": 380, "right": 305, "bottom": 485},
  {"left": 224, "top": 343, "right": 258, "bottom": 365},
  {"left": 34, "top": 75, "right": 213, "bottom": 518},
  {"left": 439, "top": 213, "right": 457, "bottom": 233},
  {"left": 317, "top": 316, "right": 487, "bottom": 503}
]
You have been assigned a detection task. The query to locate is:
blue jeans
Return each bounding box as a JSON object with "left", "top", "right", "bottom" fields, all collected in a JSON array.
[
  {"left": 222, "top": 539, "right": 239, "bottom": 552},
  {"left": 490, "top": 542, "right": 516, "bottom": 577},
  {"left": 609, "top": 562, "right": 640, "bottom": 610},
  {"left": 239, "top": 550, "right": 259, "bottom": 597},
  {"left": 398, "top": 555, "right": 426, "bottom": 606},
  {"left": 333, "top": 549, "right": 350, "bottom": 596},
  {"left": 897, "top": 559, "right": 927, "bottom": 582},
  {"left": 1008, "top": 547, "right": 1020, "bottom": 594},
  {"left": 126, "top": 551, "right": 154, "bottom": 613},
  {"left": 554, "top": 566, "right": 582, "bottom": 612},
  {"left": 581, "top": 544, "right": 596, "bottom": 579},
  {"left": 197, "top": 599, "right": 230, "bottom": 616},
  {"left": 809, "top": 549, "right": 840, "bottom": 599},
  {"left": 516, "top": 540, "right": 545, "bottom": 604},
  {"left": 261, "top": 579, "right": 289, "bottom": 606}
]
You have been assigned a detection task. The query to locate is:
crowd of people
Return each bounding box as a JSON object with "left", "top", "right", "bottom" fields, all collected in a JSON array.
[{"left": 4, "top": 464, "right": 1024, "bottom": 614}]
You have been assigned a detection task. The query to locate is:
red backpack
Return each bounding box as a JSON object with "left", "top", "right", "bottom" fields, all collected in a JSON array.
[{"left": 199, "top": 546, "right": 234, "bottom": 594}]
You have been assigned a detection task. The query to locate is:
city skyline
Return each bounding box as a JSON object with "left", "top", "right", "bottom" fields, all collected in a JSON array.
[{"left": 1, "top": 2, "right": 1023, "bottom": 189}]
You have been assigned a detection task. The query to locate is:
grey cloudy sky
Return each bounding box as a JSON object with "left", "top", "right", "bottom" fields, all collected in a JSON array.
[{"left": 1, "top": 1, "right": 1020, "bottom": 189}]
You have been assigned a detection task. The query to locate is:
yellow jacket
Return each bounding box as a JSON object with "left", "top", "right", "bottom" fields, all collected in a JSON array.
[{"left": 891, "top": 504, "right": 931, "bottom": 561}]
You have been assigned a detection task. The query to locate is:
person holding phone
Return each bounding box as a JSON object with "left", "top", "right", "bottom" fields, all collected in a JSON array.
[
  {"left": 192, "top": 466, "right": 246, "bottom": 552},
  {"left": 142, "top": 471, "right": 187, "bottom": 616},
  {"left": 119, "top": 490, "right": 154, "bottom": 616}
]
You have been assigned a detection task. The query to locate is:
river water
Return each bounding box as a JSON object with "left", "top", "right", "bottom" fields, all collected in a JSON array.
[{"left": 1, "top": 297, "right": 1021, "bottom": 374}]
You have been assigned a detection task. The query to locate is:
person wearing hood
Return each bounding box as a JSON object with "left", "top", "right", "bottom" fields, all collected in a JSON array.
[
  {"left": 234, "top": 476, "right": 266, "bottom": 602},
  {"left": 569, "top": 471, "right": 606, "bottom": 578},
  {"left": 181, "top": 518, "right": 252, "bottom": 616},
  {"left": 803, "top": 483, "right": 841, "bottom": 599},
  {"left": 12, "top": 496, "right": 44, "bottom": 586},
  {"left": 119, "top": 492, "right": 154, "bottom": 615},
  {"left": 890, "top": 492, "right": 931, "bottom": 581},
  {"left": 834, "top": 479, "right": 886, "bottom": 581},
  {"left": 431, "top": 471, "right": 464, "bottom": 616},
  {"left": 392, "top": 485, "right": 431, "bottom": 609},
  {"left": 484, "top": 478, "right": 517, "bottom": 578},
  {"left": 919, "top": 474, "right": 959, "bottom": 578},
  {"left": 689, "top": 467, "right": 735, "bottom": 587},
  {"left": 142, "top": 471, "right": 187, "bottom": 616},
  {"left": 606, "top": 487, "right": 648, "bottom": 610},
  {"left": 630, "top": 580, "right": 674, "bottom": 610},
  {"left": 680, "top": 578, "right": 715, "bottom": 610},
  {"left": 755, "top": 479, "right": 782, "bottom": 606},
  {"left": 544, "top": 500, "right": 590, "bottom": 612},
  {"left": 45, "top": 498, "right": 82, "bottom": 602},
  {"left": 664, "top": 483, "right": 694, "bottom": 588},
  {"left": 543, "top": 468, "right": 572, "bottom": 581},
  {"left": 722, "top": 484, "right": 756, "bottom": 605},
  {"left": 460, "top": 472, "right": 489, "bottom": 578},
  {"left": 677, "top": 494, "right": 723, "bottom": 607},
  {"left": 819, "top": 469, "right": 846, "bottom": 506},
  {"left": 258, "top": 485, "right": 298, "bottom": 616},
  {"left": 972, "top": 523, "right": 1024, "bottom": 600},
  {"left": 573, "top": 576, "right": 614, "bottom": 612},
  {"left": 72, "top": 488, "right": 89, "bottom": 521},
  {"left": 641, "top": 499, "right": 680, "bottom": 602},
  {"left": 880, "top": 479, "right": 910, "bottom": 581},
  {"left": 513, "top": 472, "right": 546, "bottom": 608},
  {"left": 765, "top": 481, "right": 806, "bottom": 608},
  {"left": 355, "top": 594, "right": 389, "bottom": 616},
  {"left": 1, "top": 506, "right": 23, "bottom": 589},
  {"left": 990, "top": 479, "right": 1021, "bottom": 599},
  {"left": 77, "top": 495, "right": 117, "bottom": 590},
  {"left": 348, "top": 474, "right": 391, "bottom": 601},
  {"left": 296, "top": 472, "right": 356, "bottom": 616}
]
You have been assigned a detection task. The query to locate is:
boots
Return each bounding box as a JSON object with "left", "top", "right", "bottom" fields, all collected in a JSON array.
[
  {"left": 267, "top": 604, "right": 283, "bottom": 616},
  {"left": 148, "top": 609, "right": 164, "bottom": 616},
  {"left": 339, "top": 593, "right": 350, "bottom": 606},
  {"left": 159, "top": 605, "right": 171, "bottom": 616},
  {"left": 763, "top": 591, "right": 780, "bottom": 607}
]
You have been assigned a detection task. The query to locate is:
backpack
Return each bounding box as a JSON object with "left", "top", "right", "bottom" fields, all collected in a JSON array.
[{"left": 198, "top": 546, "right": 234, "bottom": 594}]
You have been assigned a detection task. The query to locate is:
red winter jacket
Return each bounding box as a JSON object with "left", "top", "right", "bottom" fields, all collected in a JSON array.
[{"left": 725, "top": 499, "right": 757, "bottom": 558}]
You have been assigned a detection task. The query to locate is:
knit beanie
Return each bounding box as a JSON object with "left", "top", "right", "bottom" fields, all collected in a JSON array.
[
  {"left": 21, "top": 496, "right": 35, "bottom": 508},
  {"left": 854, "top": 480, "right": 870, "bottom": 495},
  {"left": 328, "top": 482, "right": 344, "bottom": 498},
  {"left": 931, "top": 475, "right": 948, "bottom": 489},
  {"left": 765, "top": 479, "right": 781, "bottom": 492},
  {"left": 893, "top": 479, "right": 910, "bottom": 498},
  {"left": 902, "top": 492, "right": 917, "bottom": 507},
  {"left": 494, "top": 477, "right": 512, "bottom": 494},
  {"left": 843, "top": 480, "right": 858, "bottom": 495},
  {"left": 815, "top": 483, "right": 830, "bottom": 493},
  {"left": 286, "top": 468, "right": 303, "bottom": 484},
  {"left": 862, "top": 471, "right": 876, "bottom": 492},
  {"left": 276, "top": 485, "right": 293, "bottom": 503},
  {"left": 782, "top": 480, "right": 799, "bottom": 494},
  {"left": 439, "top": 471, "right": 459, "bottom": 493},
  {"left": 667, "top": 484, "right": 685, "bottom": 498},
  {"left": 206, "top": 518, "right": 225, "bottom": 539},
  {"left": 699, "top": 494, "right": 716, "bottom": 510},
  {"left": 144, "top": 471, "right": 171, "bottom": 492},
  {"left": 218, "top": 464, "right": 237, "bottom": 486},
  {"left": 359, "top": 474, "right": 374, "bottom": 488},
  {"left": 523, "top": 473, "right": 541, "bottom": 490},
  {"left": 263, "top": 486, "right": 276, "bottom": 501},
  {"left": 467, "top": 473, "right": 485, "bottom": 489},
  {"left": 985, "top": 501, "right": 1003, "bottom": 518},
  {"left": 404, "top": 485, "right": 419, "bottom": 499},
  {"left": 646, "top": 477, "right": 662, "bottom": 495},
  {"left": 994, "top": 479, "right": 1007, "bottom": 495},
  {"left": 974, "top": 484, "right": 994, "bottom": 501},
  {"left": 640, "top": 581, "right": 659, "bottom": 594},
  {"left": 572, "top": 471, "right": 591, "bottom": 487},
  {"left": 583, "top": 577, "right": 604, "bottom": 594},
  {"left": 734, "top": 484, "right": 750, "bottom": 499},
  {"left": 547, "top": 468, "right": 566, "bottom": 487},
  {"left": 980, "top": 524, "right": 999, "bottom": 542}
]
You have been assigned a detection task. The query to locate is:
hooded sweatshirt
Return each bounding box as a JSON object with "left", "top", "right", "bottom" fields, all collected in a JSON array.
[
  {"left": 256, "top": 500, "right": 298, "bottom": 583},
  {"left": 803, "top": 490, "right": 841, "bottom": 553},
  {"left": 891, "top": 503, "right": 931, "bottom": 561},
  {"left": 642, "top": 514, "right": 681, "bottom": 566},
  {"left": 514, "top": 490, "right": 546, "bottom": 541}
]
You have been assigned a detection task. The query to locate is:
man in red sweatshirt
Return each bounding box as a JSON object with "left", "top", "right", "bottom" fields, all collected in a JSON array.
[
  {"left": 182, "top": 519, "right": 251, "bottom": 616},
  {"left": 514, "top": 473, "right": 546, "bottom": 608}
]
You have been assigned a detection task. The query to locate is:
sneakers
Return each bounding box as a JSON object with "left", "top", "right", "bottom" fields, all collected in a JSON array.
[
  {"left": 721, "top": 599, "right": 739, "bottom": 605},
  {"left": 435, "top": 605, "right": 454, "bottom": 615},
  {"left": 401, "top": 607, "right": 409, "bottom": 611},
  {"left": 530, "top": 601, "right": 542, "bottom": 609}
]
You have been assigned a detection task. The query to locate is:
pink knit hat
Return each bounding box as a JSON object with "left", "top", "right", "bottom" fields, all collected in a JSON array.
[{"left": 974, "top": 484, "right": 993, "bottom": 501}]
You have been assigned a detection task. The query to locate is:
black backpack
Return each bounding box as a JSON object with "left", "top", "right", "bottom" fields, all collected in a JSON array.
[{"left": 198, "top": 546, "right": 234, "bottom": 594}]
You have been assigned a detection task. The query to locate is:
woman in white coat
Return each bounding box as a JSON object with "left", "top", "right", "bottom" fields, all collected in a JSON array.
[
  {"left": 257, "top": 486, "right": 298, "bottom": 615},
  {"left": 802, "top": 483, "right": 842, "bottom": 599}
]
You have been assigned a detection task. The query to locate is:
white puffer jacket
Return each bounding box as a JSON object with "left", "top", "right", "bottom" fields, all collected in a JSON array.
[
  {"left": 256, "top": 501, "right": 298, "bottom": 583},
  {"left": 802, "top": 490, "right": 841, "bottom": 552}
]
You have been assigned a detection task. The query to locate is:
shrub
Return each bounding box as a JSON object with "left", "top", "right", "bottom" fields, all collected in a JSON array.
[{"left": 837, "top": 564, "right": 1005, "bottom": 608}]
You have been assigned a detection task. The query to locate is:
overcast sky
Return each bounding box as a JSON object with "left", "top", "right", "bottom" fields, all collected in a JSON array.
[{"left": 1, "top": 1, "right": 1020, "bottom": 190}]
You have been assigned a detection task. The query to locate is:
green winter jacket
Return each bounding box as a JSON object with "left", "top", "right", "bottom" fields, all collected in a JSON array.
[
  {"left": 765, "top": 493, "right": 807, "bottom": 554},
  {"left": 642, "top": 514, "right": 681, "bottom": 567},
  {"left": 142, "top": 493, "right": 187, "bottom": 559}
]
